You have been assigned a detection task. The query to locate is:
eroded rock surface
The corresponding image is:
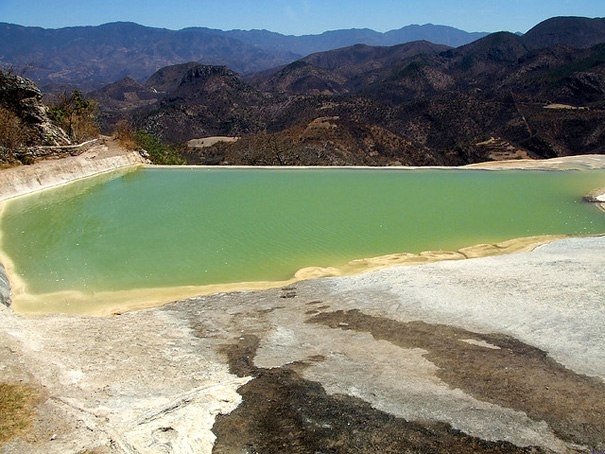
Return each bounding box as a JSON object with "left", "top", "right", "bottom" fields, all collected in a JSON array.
[
  {"left": 0, "top": 136, "right": 146, "bottom": 202},
  {"left": 0, "top": 70, "right": 70, "bottom": 149},
  {"left": 0, "top": 236, "right": 603, "bottom": 453},
  {"left": 0, "top": 263, "right": 10, "bottom": 307}
]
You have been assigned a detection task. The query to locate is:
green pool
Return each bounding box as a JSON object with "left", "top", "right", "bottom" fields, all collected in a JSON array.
[{"left": 1, "top": 167, "right": 604, "bottom": 313}]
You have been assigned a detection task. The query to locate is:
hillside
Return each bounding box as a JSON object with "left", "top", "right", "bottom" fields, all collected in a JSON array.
[
  {"left": 0, "top": 22, "right": 294, "bottom": 91},
  {"left": 521, "top": 16, "right": 605, "bottom": 49},
  {"left": 0, "top": 22, "right": 486, "bottom": 92},
  {"left": 84, "top": 17, "right": 605, "bottom": 166},
  {"left": 249, "top": 41, "right": 450, "bottom": 95},
  {"left": 226, "top": 23, "right": 486, "bottom": 56},
  {"left": 3, "top": 16, "right": 604, "bottom": 167}
]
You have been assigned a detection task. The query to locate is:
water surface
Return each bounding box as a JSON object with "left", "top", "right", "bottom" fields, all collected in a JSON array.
[{"left": 1, "top": 167, "right": 604, "bottom": 312}]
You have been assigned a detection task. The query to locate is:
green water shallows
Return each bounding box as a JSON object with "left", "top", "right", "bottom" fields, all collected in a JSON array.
[{"left": 1, "top": 167, "right": 604, "bottom": 296}]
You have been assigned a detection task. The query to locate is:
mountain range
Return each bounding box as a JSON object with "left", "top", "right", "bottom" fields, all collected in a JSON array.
[
  {"left": 2, "top": 16, "right": 605, "bottom": 167},
  {"left": 0, "top": 21, "right": 487, "bottom": 91},
  {"left": 83, "top": 16, "right": 605, "bottom": 166}
]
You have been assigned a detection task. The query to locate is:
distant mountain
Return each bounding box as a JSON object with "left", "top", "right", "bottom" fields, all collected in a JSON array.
[
  {"left": 0, "top": 21, "right": 486, "bottom": 91},
  {"left": 90, "top": 16, "right": 605, "bottom": 167},
  {"left": 144, "top": 62, "right": 203, "bottom": 94},
  {"left": 0, "top": 22, "right": 294, "bottom": 91},
  {"left": 226, "top": 24, "right": 487, "bottom": 56},
  {"left": 521, "top": 16, "right": 605, "bottom": 49},
  {"left": 7, "top": 15, "right": 600, "bottom": 167},
  {"left": 249, "top": 41, "right": 450, "bottom": 95}
]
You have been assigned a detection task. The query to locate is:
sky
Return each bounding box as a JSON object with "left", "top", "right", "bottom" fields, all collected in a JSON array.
[{"left": 1, "top": 0, "right": 604, "bottom": 35}]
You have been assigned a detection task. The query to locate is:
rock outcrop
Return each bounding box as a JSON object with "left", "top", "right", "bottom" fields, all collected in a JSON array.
[
  {"left": 0, "top": 70, "right": 71, "bottom": 147},
  {"left": 0, "top": 263, "right": 10, "bottom": 307}
]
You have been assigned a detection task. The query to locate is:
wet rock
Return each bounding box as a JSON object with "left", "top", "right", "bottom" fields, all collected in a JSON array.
[{"left": 0, "top": 263, "right": 10, "bottom": 307}]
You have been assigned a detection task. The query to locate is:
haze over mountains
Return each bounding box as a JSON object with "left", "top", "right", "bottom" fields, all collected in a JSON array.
[
  {"left": 0, "top": 21, "right": 488, "bottom": 91},
  {"left": 2, "top": 16, "right": 605, "bottom": 167}
]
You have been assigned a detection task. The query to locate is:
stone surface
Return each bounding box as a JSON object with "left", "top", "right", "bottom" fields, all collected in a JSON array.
[
  {"left": 0, "top": 263, "right": 10, "bottom": 307},
  {"left": 0, "top": 236, "right": 603, "bottom": 453},
  {"left": 0, "top": 70, "right": 70, "bottom": 148},
  {"left": 0, "top": 136, "right": 146, "bottom": 203}
]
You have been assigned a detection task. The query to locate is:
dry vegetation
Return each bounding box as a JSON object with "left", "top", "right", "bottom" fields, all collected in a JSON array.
[
  {"left": 112, "top": 119, "right": 139, "bottom": 150},
  {"left": 47, "top": 90, "right": 100, "bottom": 142},
  {"left": 183, "top": 116, "right": 441, "bottom": 166},
  {"left": 0, "top": 382, "right": 42, "bottom": 444},
  {"left": 0, "top": 106, "right": 32, "bottom": 149},
  {"left": 112, "top": 120, "right": 184, "bottom": 164}
]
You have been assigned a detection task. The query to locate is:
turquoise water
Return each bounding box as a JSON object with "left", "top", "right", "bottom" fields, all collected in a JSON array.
[{"left": 1, "top": 167, "right": 604, "bottom": 297}]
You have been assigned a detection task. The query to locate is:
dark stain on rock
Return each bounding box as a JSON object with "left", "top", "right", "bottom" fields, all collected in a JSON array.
[
  {"left": 280, "top": 286, "right": 297, "bottom": 299},
  {"left": 221, "top": 334, "right": 260, "bottom": 377},
  {"left": 305, "top": 300, "right": 330, "bottom": 315},
  {"left": 309, "top": 309, "right": 605, "bottom": 450},
  {"left": 305, "top": 309, "right": 322, "bottom": 315},
  {"left": 256, "top": 306, "right": 285, "bottom": 314},
  {"left": 212, "top": 334, "right": 544, "bottom": 453}
]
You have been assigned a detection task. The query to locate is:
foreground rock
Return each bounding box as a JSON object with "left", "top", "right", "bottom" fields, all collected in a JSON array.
[
  {"left": 0, "top": 70, "right": 70, "bottom": 159},
  {"left": 0, "top": 236, "right": 603, "bottom": 453}
]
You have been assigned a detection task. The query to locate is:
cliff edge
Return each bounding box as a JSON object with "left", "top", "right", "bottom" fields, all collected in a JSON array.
[{"left": 0, "top": 70, "right": 71, "bottom": 165}]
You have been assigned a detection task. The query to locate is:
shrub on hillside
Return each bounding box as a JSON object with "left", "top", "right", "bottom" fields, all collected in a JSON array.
[
  {"left": 0, "top": 106, "right": 33, "bottom": 161},
  {"left": 112, "top": 120, "right": 139, "bottom": 150},
  {"left": 133, "top": 131, "right": 185, "bottom": 165},
  {"left": 113, "top": 121, "right": 184, "bottom": 165},
  {"left": 48, "top": 90, "right": 99, "bottom": 142}
]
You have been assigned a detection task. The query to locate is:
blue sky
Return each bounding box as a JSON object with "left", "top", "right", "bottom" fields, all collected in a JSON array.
[{"left": 1, "top": 0, "right": 604, "bottom": 35}]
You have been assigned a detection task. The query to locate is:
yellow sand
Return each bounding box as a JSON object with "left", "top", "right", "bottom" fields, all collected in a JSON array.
[{"left": 9, "top": 234, "right": 568, "bottom": 316}]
